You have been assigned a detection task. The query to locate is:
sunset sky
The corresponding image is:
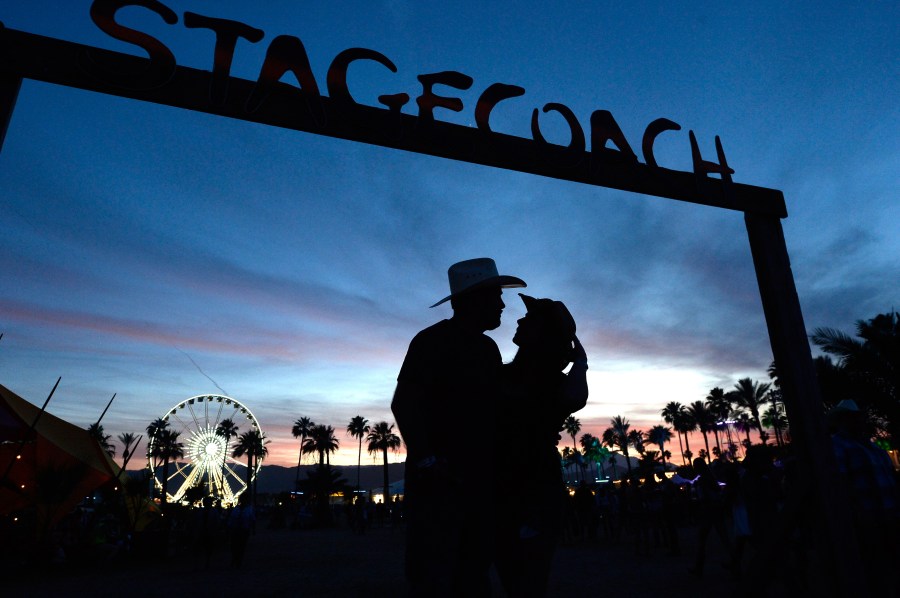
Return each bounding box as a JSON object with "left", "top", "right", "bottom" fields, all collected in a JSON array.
[{"left": 1, "top": 1, "right": 897, "bottom": 469}]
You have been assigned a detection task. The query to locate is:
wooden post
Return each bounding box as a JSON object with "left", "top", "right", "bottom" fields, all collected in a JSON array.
[
  {"left": 744, "top": 212, "right": 863, "bottom": 595},
  {"left": 0, "top": 73, "right": 22, "bottom": 153}
]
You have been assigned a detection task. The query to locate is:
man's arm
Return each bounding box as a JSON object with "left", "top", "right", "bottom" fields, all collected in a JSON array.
[{"left": 391, "top": 380, "right": 435, "bottom": 463}]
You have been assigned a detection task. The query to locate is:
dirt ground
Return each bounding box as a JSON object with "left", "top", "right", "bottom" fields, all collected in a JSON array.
[{"left": 6, "top": 516, "right": 807, "bottom": 597}]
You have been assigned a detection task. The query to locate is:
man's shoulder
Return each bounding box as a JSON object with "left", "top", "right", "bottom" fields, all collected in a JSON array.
[
  {"left": 410, "top": 319, "right": 497, "bottom": 347},
  {"left": 412, "top": 319, "right": 453, "bottom": 339}
]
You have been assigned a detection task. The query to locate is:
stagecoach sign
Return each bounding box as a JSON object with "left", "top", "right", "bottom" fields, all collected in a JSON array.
[
  {"left": 0, "top": 1, "right": 860, "bottom": 592},
  {"left": 1, "top": 0, "right": 784, "bottom": 216}
]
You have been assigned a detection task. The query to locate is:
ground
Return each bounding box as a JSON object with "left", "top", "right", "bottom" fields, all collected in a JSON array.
[{"left": 7, "top": 515, "right": 808, "bottom": 597}]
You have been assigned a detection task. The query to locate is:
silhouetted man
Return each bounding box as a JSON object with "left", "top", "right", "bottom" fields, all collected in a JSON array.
[{"left": 392, "top": 258, "right": 525, "bottom": 597}]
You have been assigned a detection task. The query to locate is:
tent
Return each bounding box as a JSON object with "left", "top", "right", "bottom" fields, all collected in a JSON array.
[{"left": 0, "top": 383, "right": 119, "bottom": 528}]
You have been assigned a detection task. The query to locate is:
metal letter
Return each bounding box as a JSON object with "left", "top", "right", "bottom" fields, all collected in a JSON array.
[
  {"left": 590, "top": 110, "right": 637, "bottom": 161},
  {"left": 689, "top": 131, "right": 734, "bottom": 181},
  {"left": 327, "top": 48, "right": 408, "bottom": 111},
  {"left": 475, "top": 83, "right": 525, "bottom": 132},
  {"left": 183, "top": 12, "right": 263, "bottom": 106},
  {"left": 530, "top": 102, "right": 585, "bottom": 153},
  {"left": 246, "top": 35, "right": 321, "bottom": 118},
  {"left": 641, "top": 117, "right": 681, "bottom": 168},
  {"left": 84, "top": 0, "right": 178, "bottom": 89},
  {"left": 416, "top": 71, "right": 473, "bottom": 122}
]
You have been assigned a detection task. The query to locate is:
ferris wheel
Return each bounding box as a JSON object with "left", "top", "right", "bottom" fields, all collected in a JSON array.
[{"left": 148, "top": 394, "right": 263, "bottom": 506}]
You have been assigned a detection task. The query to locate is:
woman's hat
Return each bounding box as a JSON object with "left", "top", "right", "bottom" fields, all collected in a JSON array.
[
  {"left": 430, "top": 258, "right": 526, "bottom": 307},
  {"left": 518, "top": 293, "right": 576, "bottom": 339}
]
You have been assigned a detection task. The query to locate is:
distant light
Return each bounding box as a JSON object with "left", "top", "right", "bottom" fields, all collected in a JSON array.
[
  {"left": 20, "top": 484, "right": 25, "bottom": 489},
  {"left": 16, "top": 455, "right": 21, "bottom": 460}
]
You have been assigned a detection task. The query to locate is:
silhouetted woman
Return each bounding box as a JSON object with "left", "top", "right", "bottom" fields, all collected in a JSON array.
[{"left": 496, "top": 293, "right": 588, "bottom": 597}]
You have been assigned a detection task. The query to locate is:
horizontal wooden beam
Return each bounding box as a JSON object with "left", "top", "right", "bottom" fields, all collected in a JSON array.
[{"left": 0, "top": 27, "right": 786, "bottom": 217}]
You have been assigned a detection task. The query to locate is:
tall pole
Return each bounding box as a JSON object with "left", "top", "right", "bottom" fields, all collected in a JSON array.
[
  {"left": 94, "top": 393, "right": 117, "bottom": 426},
  {"left": 744, "top": 212, "right": 862, "bottom": 595},
  {"left": 0, "top": 377, "right": 61, "bottom": 486}
]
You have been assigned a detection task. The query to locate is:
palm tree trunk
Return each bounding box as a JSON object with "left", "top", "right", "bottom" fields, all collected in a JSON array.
[
  {"left": 382, "top": 447, "right": 390, "bottom": 505},
  {"left": 357, "top": 437, "right": 363, "bottom": 491},
  {"left": 296, "top": 442, "right": 303, "bottom": 484},
  {"left": 754, "top": 415, "right": 767, "bottom": 444},
  {"left": 702, "top": 431, "right": 711, "bottom": 463},
  {"left": 676, "top": 432, "right": 685, "bottom": 465},
  {"left": 162, "top": 458, "right": 170, "bottom": 504}
]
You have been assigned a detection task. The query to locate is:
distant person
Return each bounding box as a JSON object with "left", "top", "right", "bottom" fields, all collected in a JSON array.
[
  {"left": 494, "top": 293, "right": 588, "bottom": 596},
  {"left": 228, "top": 492, "right": 256, "bottom": 568},
  {"left": 194, "top": 495, "right": 218, "bottom": 569},
  {"left": 687, "top": 457, "right": 730, "bottom": 577},
  {"left": 392, "top": 257, "right": 525, "bottom": 597},
  {"left": 829, "top": 399, "right": 899, "bottom": 594}
]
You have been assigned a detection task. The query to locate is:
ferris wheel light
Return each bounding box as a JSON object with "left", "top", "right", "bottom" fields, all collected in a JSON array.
[{"left": 150, "top": 394, "right": 262, "bottom": 507}]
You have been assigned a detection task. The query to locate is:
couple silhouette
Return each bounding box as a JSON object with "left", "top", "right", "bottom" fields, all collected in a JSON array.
[{"left": 392, "top": 257, "right": 589, "bottom": 597}]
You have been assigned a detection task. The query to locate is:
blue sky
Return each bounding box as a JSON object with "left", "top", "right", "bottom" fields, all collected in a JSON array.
[{"left": 1, "top": 1, "right": 897, "bottom": 466}]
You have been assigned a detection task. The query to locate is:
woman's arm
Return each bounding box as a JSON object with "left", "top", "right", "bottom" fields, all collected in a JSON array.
[{"left": 562, "top": 336, "right": 589, "bottom": 412}]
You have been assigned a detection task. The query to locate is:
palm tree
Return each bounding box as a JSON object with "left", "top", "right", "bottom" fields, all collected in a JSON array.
[
  {"left": 116, "top": 432, "right": 140, "bottom": 474},
  {"left": 687, "top": 400, "right": 715, "bottom": 463},
  {"left": 216, "top": 418, "right": 240, "bottom": 476},
  {"left": 146, "top": 418, "right": 170, "bottom": 499},
  {"left": 706, "top": 387, "right": 730, "bottom": 453},
  {"left": 646, "top": 425, "right": 673, "bottom": 467},
  {"left": 639, "top": 450, "right": 660, "bottom": 474},
  {"left": 87, "top": 423, "right": 115, "bottom": 458},
  {"left": 562, "top": 416, "right": 582, "bottom": 482},
  {"left": 674, "top": 410, "right": 697, "bottom": 465},
  {"left": 733, "top": 411, "right": 755, "bottom": 448},
  {"left": 608, "top": 454, "right": 619, "bottom": 480},
  {"left": 156, "top": 429, "right": 184, "bottom": 503},
  {"left": 147, "top": 417, "right": 169, "bottom": 440},
  {"left": 366, "top": 422, "right": 401, "bottom": 505},
  {"left": 117, "top": 432, "right": 135, "bottom": 461},
  {"left": 563, "top": 416, "right": 581, "bottom": 451},
  {"left": 347, "top": 415, "right": 370, "bottom": 491},
  {"left": 603, "top": 416, "right": 633, "bottom": 477},
  {"left": 233, "top": 429, "right": 270, "bottom": 503},
  {"left": 732, "top": 378, "right": 771, "bottom": 444},
  {"left": 302, "top": 424, "right": 339, "bottom": 466},
  {"left": 661, "top": 402, "right": 686, "bottom": 464},
  {"left": 812, "top": 311, "right": 899, "bottom": 443},
  {"left": 762, "top": 404, "right": 789, "bottom": 447},
  {"left": 580, "top": 433, "right": 600, "bottom": 480},
  {"left": 291, "top": 416, "right": 315, "bottom": 484},
  {"left": 628, "top": 429, "right": 645, "bottom": 456}
]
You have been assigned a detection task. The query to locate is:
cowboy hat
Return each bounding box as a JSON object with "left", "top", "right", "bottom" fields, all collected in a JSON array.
[
  {"left": 430, "top": 258, "right": 525, "bottom": 308},
  {"left": 828, "top": 399, "right": 862, "bottom": 416}
]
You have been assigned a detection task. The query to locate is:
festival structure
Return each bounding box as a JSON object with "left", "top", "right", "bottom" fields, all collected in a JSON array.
[{"left": 0, "top": 383, "right": 119, "bottom": 528}]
